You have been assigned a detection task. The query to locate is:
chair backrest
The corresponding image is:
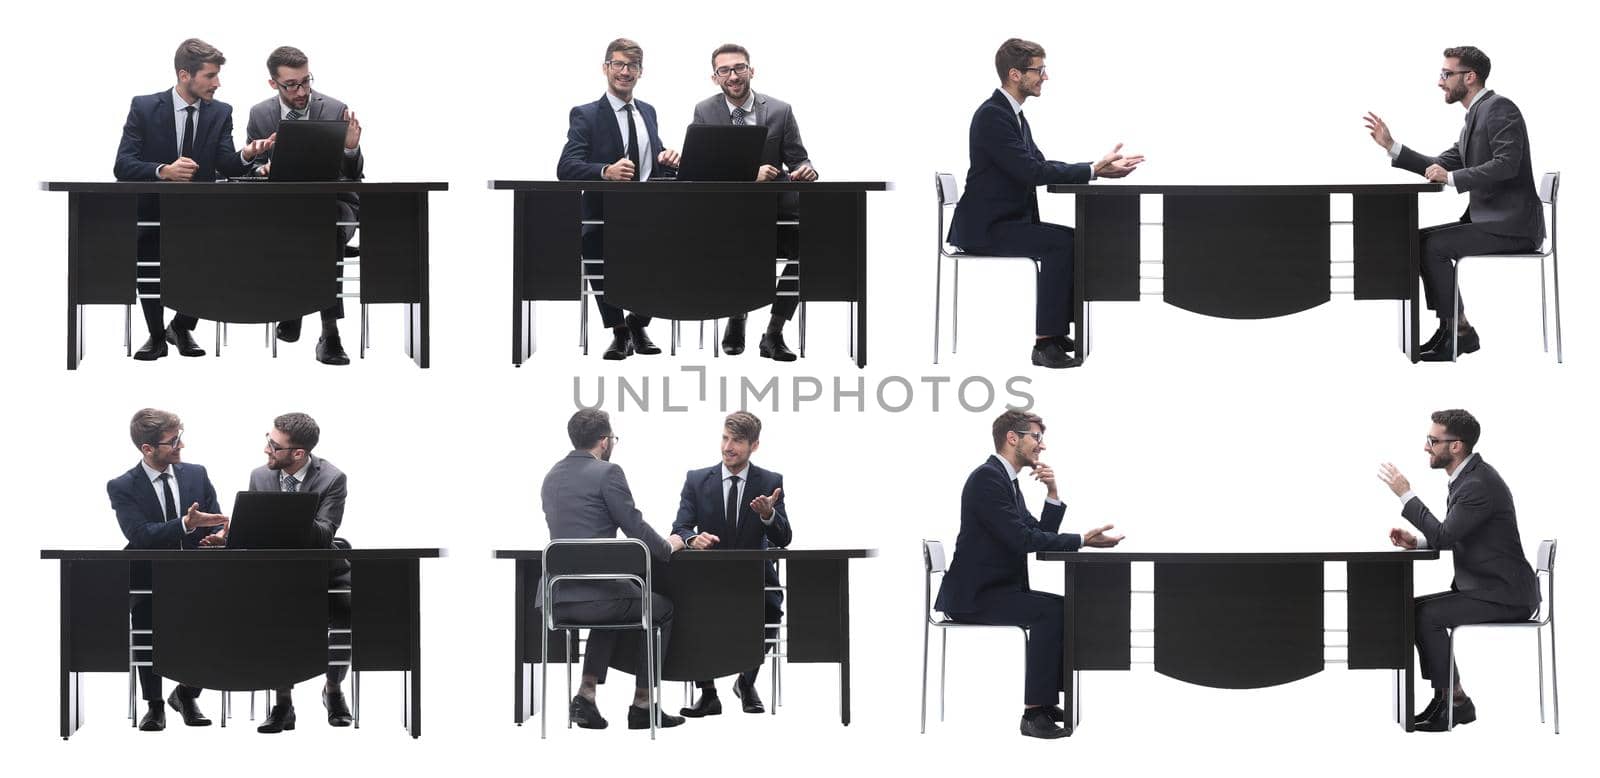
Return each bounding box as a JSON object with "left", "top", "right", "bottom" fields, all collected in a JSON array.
[
  {"left": 1532, "top": 538, "right": 1557, "bottom": 623},
  {"left": 923, "top": 539, "right": 948, "bottom": 623},
  {"left": 936, "top": 173, "right": 959, "bottom": 208},
  {"left": 1538, "top": 172, "right": 1559, "bottom": 205}
]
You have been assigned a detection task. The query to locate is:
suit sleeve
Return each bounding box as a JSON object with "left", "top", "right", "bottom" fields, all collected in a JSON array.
[
  {"left": 1394, "top": 142, "right": 1463, "bottom": 177},
  {"left": 603, "top": 464, "right": 673, "bottom": 560},
  {"left": 974, "top": 106, "right": 1090, "bottom": 187},
  {"left": 670, "top": 472, "right": 700, "bottom": 541},
  {"left": 968, "top": 470, "right": 1081, "bottom": 557},
  {"left": 762, "top": 473, "right": 792, "bottom": 547},
  {"left": 212, "top": 113, "right": 249, "bottom": 178},
  {"left": 185, "top": 468, "right": 223, "bottom": 547},
  {"left": 1401, "top": 479, "right": 1495, "bottom": 550},
  {"left": 558, "top": 106, "right": 607, "bottom": 180},
  {"left": 779, "top": 110, "right": 812, "bottom": 173},
  {"left": 113, "top": 99, "right": 161, "bottom": 181},
  {"left": 312, "top": 470, "right": 348, "bottom": 549},
  {"left": 1450, "top": 103, "right": 1528, "bottom": 192},
  {"left": 108, "top": 477, "right": 186, "bottom": 548}
]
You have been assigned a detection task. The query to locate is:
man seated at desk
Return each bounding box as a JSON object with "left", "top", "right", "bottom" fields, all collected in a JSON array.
[
  {"left": 688, "top": 44, "right": 816, "bottom": 362},
  {"left": 247, "top": 45, "right": 366, "bottom": 366},
  {"left": 557, "top": 38, "right": 682, "bottom": 361},
  {"left": 106, "top": 408, "right": 227, "bottom": 731},
  {"left": 1377, "top": 409, "right": 1540, "bottom": 731},
  {"left": 934, "top": 409, "right": 1121, "bottom": 738},
  {"left": 113, "top": 38, "right": 274, "bottom": 361},
  {"left": 671, "top": 411, "right": 791, "bottom": 717},
  {"left": 542, "top": 409, "right": 688, "bottom": 730}
]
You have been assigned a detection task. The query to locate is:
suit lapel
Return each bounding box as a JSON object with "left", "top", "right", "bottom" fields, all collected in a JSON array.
[
  {"left": 596, "top": 96, "right": 625, "bottom": 159},
  {"left": 1461, "top": 90, "right": 1492, "bottom": 164},
  {"left": 154, "top": 92, "right": 179, "bottom": 160},
  {"left": 131, "top": 465, "right": 165, "bottom": 522}
]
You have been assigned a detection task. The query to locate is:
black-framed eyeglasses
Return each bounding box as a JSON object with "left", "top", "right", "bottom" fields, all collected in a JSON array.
[
  {"left": 604, "top": 434, "right": 622, "bottom": 444},
  {"left": 1013, "top": 429, "right": 1044, "bottom": 442},
  {"left": 713, "top": 63, "right": 751, "bottom": 78},
  {"left": 605, "top": 60, "right": 642, "bottom": 74},
  {"left": 265, "top": 434, "right": 303, "bottom": 454},
  {"left": 154, "top": 432, "right": 184, "bottom": 448},
  {"left": 1438, "top": 69, "right": 1472, "bottom": 80},
  {"left": 1019, "top": 66, "right": 1047, "bottom": 76},
  {"left": 1425, "top": 436, "right": 1462, "bottom": 447},
  {"left": 274, "top": 75, "right": 314, "bottom": 93}
]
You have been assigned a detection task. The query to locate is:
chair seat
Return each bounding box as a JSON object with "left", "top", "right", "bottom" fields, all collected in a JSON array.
[{"left": 1459, "top": 250, "right": 1550, "bottom": 260}]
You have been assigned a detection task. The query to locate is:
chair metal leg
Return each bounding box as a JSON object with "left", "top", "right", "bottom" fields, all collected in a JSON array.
[
  {"left": 1538, "top": 627, "right": 1546, "bottom": 723},
  {"left": 648, "top": 627, "right": 659, "bottom": 740},
  {"left": 127, "top": 666, "right": 136, "bottom": 725},
  {"left": 580, "top": 299, "right": 589, "bottom": 355},
  {"left": 360, "top": 303, "right": 369, "bottom": 359},
  {"left": 934, "top": 253, "right": 943, "bottom": 364},
  {"left": 1447, "top": 630, "right": 1457, "bottom": 729},
  {"left": 1451, "top": 270, "right": 1461, "bottom": 361},
  {"left": 223, "top": 322, "right": 229, "bottom": 347},
  {"left": 713, "top": 319, "right": 720, "bottom": 359},
  {"left": 920, "top": 621, "right": 930, "bottom": 733},
  {"left": 1539, "top": 256, "right": 1550, "bottom": 352},
  {"left": 699, "top": 321, "right": 704, "bottom": 349},
  {"left": 271, "top": 322, "right": 279, "bottom": 358},
  {"left": 952, "top": 260, "right": 961, "bottom": 354},
  {"left": 353, "top": 670, "right": 361, "bottom": 728},
  {"left": 214, "top": 322, "right": 221, "bottom": 357},
  {"left": 939, "top": 629, "right": 948, "bottom": 722},
  {"left": 124, "top": 305, "right": 132, "bottom": 357},
  {"left": 848, "top": 303, "right": 855, "bottom": 360},
  {"left": 1550, "top": 619, "right": 1560, "bottom": 733},
  {"left": 565, "top": 630, "right": 573, "bottom": 730},
  {"left": 671, "top": 320, "right": 680, "bottom": 356},
  {"left": 798, "top": 302, "right": 807, "bottom": 359},
  {"left": 539, "top": 627, "right": 548, "bottom": 739},
  {"left": 1551, "top": 249, "right": 1563, "bottom": 364}
]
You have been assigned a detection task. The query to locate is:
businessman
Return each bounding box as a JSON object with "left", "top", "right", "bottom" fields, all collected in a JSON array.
[
  {"left": 671, "top": 411, "right": 791, "bottom": 717},
  {"left": 114, "top": 39, "right": 274, "bottom": 360},
  {"left": 244, "top": 412, "right": 352, "bottom": 733},
  {"left": 107, "top": 409, "right": 227, "bottom": 731},
  {"left": 557, "top": 39, "right": 682, "bottom": 360},
  {"left": 689, "top": 44, "right": 816, "bottom": 361},
  {"left": 934, "top": 409, "right": 1122, "bottom": 738},
  {"left": 1378, "top": 409, "right": 1540, "bottom": 731},
  {"left": 541, "top": 409, "right": 688, "bottom": 730},
  {"left": 948, "top": 38, "right": 1142, "bottom": 369},
  {"left": 1364, "top": 46, "right": 1545, "bottom": 361},
  {"left": 247, "top": 46, "right": 365, "bottom": 366}
]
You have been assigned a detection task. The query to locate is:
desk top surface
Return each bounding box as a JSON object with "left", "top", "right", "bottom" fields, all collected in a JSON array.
[
  {"left": 42, "top": 548, "right": 444, "bottom": 560},
  {"left": 1045, "top": 183, "right": 1444, "bottom": 195},
  {"left": 1035, "top": 549, "right": 1440, "bottom": 563},
  {"left": 42, "top": 181, "right": 448, "bottom": 193},
  {"left": 489, "top": 180, "right": 892, "bottom": 193},
  {"left": 494, "top": 547, "right": 877, "bottom": 561}
]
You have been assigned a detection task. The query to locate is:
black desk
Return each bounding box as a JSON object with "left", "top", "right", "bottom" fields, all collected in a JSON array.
[
  {"left": 489, "top": 180, "right": 891, "bottom": 368},
  {"left": 1034, "top": 550, "right": 1439, "bottom": 735},
  {"left": 496, "top": 547, "right": 876, "bottom": 725},
  {"left": 1045, "top": 183, "right": 1443, "bottom": 363},
  {"left": 42, "top": 181, "right": 447, "bottom": 369},
  {"left": 42, "top": 548, "right": 441, "bottom": 739}
]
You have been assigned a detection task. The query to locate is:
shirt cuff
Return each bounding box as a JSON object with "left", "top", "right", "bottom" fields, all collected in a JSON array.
[
  {"left": 344, "top": 146, "right": 359, "bottom": 157},
  {"left": 1414, "top": 534, "right": 1430, "bottom": 549},
  {"left": 760, "top": 513, "right": 775, "bottom": 525},
  {"left": 1398, "top": 490, "right": 1416, "bottom": 504},
  {"left": 1387, "top": 139, "right": 1402, "bottom": 159},
  {"left": 1446, "top": 171, "right": 1455, "bottom": 187},
  {"left": 1044, "top": 497, "right": 1063, "bottom": 507}
]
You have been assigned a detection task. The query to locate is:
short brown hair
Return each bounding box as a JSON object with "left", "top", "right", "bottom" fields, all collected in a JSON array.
[
  {"left": 266, "top": 45, "right": 308, "bottom": 79},
  {"left": 568, "top": 409, "right": 613, "bottom": 450},
  {"left": 274, "top": 412, "right": 320, "bottom": 451},
  {"left": 992, "top": 409, "right": 1044, "bottom": 451},
  {"left": 711, "top": 43, "right": 749, "bottom": 68},
  {"left": 724, "top": 411, "right": 762, "bottom": 443},
  {"left": 174, "top": 38, "right": 225, "bottom": 77},
  {"left": 131, "top": 408, "right": 181, "bottom": 448},
  {"left": 1431, "top": 409, "right": 1481, "bottom": 451},
  {"left": 1443, "top": 46, "right": 1491, "bottom": 82},
  {"left": 994, "top": 38, "right": 1045, "bottom": 84},
  {"left": 606, "top": 38, "right": 643, "bottom": 66}
]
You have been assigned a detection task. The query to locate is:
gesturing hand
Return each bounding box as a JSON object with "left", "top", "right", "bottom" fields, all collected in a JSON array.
[
  {"left": 1081, "top": 524, "right": 1124, "bottom": 548},
  {"left": 342, "top": 109, "right": 362, "bottom": 149},
  {"left": 1377, "top": 463, "right": 1412, "bottom": 498},
  {"left": 749, "top": 487, "right": 783, "bottom": 520},
  {"left": 1363, "top": 112, "right": 1395, "bottom": 150}
]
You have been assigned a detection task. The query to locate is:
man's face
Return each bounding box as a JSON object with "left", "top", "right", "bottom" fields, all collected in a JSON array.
[
  {"left": 598, "top": 434, "right": 616, "bottom": 462},
  {"left": 263, "top": 427, "right": 303, "bottom": 471},
  {"left": 604, "top": 54, "right": 642, "bottom": 100},
  {"left": 180, "top": 63, "right": 222, "bottom": 103},
  {"left": 1424, "top": 423, "right": 1460, "bottom": 469},
  {"left": 144, "top": 427, "right": 184, "bottom": 470},
  {"left": 1012, "top": 423, "right": 1046, "bottom": 467},
  {"left": 713, "top": 53, "right": 754, "bottom": 103},
  {"left": 1439, "top": 58, "right": 1472, "bottom": 104},
  {"left": 1016, "top": 56, "right": 1047, "bottom": 98},
  {"left": 271, "top": 64, "right": 313, "bottom": 111},
  {"left": 721, "top": 429, "right": 759, "bottom": 472}
]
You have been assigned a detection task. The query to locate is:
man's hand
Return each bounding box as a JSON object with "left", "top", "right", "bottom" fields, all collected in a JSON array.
[
  {"left": 160, "top": 157, "right": 199, "bottom": 181},
  {"left": 789, "top": 163, "right": 818, "bottom": 182},
  {"left": 1363, "top": 112, "right": 1395, "bottom": 150},
  {"left": 1081, "top": 524, "right": 1124, "bottom": 548},
  {"left": 1377, "top": 463, "right": 1412, "bottom": 498},
  {"left": 182, "top": 502, "right": 227, "bottom": 532},
  {"left": 1424, "top": 164, "right": 1449, "bottom": 184},
  {"left": 689, "top": 532, "right": 721, "bottom": 550},
  {"left": 603, "top": 158, "right": 636, "bottom": 181},
  {"left": 667, "top": 533, "right": 686, "bottom": 553},
  {"left": 1389, "top": 527, "right": 1419, "bottom": 550},
  {"left": 755, "top": 164, "right": 780, "bottom": 182},
  {"left": 1029, "top": 461, "right": 1058, "bottom": 499},
  {"left": 749, "top": 487, "right": 783, "bottom": 520},
  {"left": 258, "top": 162, "right": 272, "bottom": 177},
  {"left": 658, "top": 148, "right": 681, "bottom": 168},
  {"left": 199, "top": 530, "right": 228, "bottom": 547},
  {"left": 343, "top": 109, "right": 362, "bottom": 149},
  {"left": 242, "top": 132, "right": 276, "bottom": 162},
  {"left": 1091, "top": 143, "right": 1145, "bottom": 178}
]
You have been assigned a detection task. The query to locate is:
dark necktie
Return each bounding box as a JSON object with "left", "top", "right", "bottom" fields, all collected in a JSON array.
[
  {"left": 181, "top": 105, "right": 196, "bottom": 159},
  {"left": 727, "top": 475, "right": 742, "bottom": 534},
  {"left": 282, "top": 474, "right": 299, "bottom": 493},
  {"left": 1012, "top": 478, "right": 1026, "bottom": 515},
  {"left": 286, "top": 108, "right": 305, "bottom": 121},
  {"left": 159, "top": 473, "right": 178, "bottom": 523},
  {"left": 1018, "top": 111, "right": 1036, "bottom": 155},
  {"left": 731, "top": 107, "right": 748, "bottom": 125},
  {"left": 623, "top": 104, "right": 641, "bottom": 180}
]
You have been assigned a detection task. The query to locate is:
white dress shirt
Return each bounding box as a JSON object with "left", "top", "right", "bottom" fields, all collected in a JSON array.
[
  {"left": 605, "top": 92, "right": 653, "bottom": 180},
  {"left": 140, "top": 460, "right": 184, "bottom": 530}
]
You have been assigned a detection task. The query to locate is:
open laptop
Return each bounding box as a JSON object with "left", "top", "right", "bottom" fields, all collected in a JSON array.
[
  {"left": 674, "top": 124, "right": 769, "bottom": 182},
  {"left": 258, "top": 119, "right": 348, "bottom": 182},
  {"left": 225, "top": 491, "right": 320, "bottom": 549}
]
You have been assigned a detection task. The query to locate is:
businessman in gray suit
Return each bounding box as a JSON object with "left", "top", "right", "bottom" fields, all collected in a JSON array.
[
  {"left": 689, "top": 44, "right": 816, "bottom": 362},
  {"left": 246, "top": 45, "right": 365, "bottom": 365},
  {"left": 1365, "top": 46, "right": 1545, "bottom": 361},
  {"left": 541, "top": 409, "right": 688, "bottom": 731},
  {"left": 241, "top": 412, "right": 353, "bottom": 733}
]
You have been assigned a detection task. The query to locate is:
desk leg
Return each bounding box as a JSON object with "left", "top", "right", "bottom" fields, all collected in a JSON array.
[
  {"left": 60, "top": 561, "right": 77, "bottom": 739},
  {"left": 853, "top": 193, "right": 868, "bottom": 369},
  {"left": 407, "top": 559, "right": 422, "bottom": 737},
  {"left": 1061, "top": 562, "right": 1077, "bottom": 736},
  {"left": 1405, "top": 195, "right": 1421, "bottom": 363},
  {"left": 839, "top": 561, "right": 852, "bottom": 726},
  {"left": 66, "top": 193, "right": 83, "bottom": 370},
  {"left": 1073, "top": 196, "right": 1088, "bottom": 365},
  {"left": 1402, "top": 561, "right": 1416, "bottom": 731},
  {"left": 514, "top": 560, "right": 527, "bottom": 724}
]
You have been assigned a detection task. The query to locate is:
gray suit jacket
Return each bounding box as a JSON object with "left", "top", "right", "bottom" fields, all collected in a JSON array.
[
  {"left": 1401, "top": 454, "right": 1540, "bottom": 611},
  {"left": 1394, "top": 90, "right": 1545, "bottom": 243},
  {"left": 539, "top": 450, "right": 674, "bottom": 607},
  {"left": 249, "top": 455, "right": 348, "bottom": 549},
  {"left": 691, "top": 91, "right": 812, "bottom": 215},
  {"left": 247, "top": 92, "right": 365, "bottom": 181}
]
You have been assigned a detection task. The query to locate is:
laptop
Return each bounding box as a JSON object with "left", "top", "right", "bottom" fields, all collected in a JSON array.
[
  {"left": 225, "top": 491, "right": 320, "bottom": 549},
  {"left": 674, "top": 124, "right": 769, "bottom": 182},
  {"left": 263, "top": 119, "right": 348, "bottom": 181}
]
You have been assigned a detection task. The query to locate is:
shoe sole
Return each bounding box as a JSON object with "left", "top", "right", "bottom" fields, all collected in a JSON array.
[
  {"left": 168, "top": 698, "right": 212, "bottom": 726},
  {"left": 257, "top": 720, "right": 296, "bottom": 733},
  {"left": 679, "top": 707, "right": 722, "bottom": 718}
]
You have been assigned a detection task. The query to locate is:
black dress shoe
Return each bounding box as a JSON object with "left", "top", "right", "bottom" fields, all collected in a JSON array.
[
  {"left": 1419, "top": 323, "right": 1450, "bottom": 354},
  {"left": 1414, "top": 696, "right": 1476, "bottom": 732},
  {"left": 324, "top": 686, "right": 353, "bottom": 727},
  {"left": 133, "top": 334, "right": 168, "bottom": 361},
  {"left": 316, "top": 335, "right": 351, "bottom": 365},
  {"left": 626, "top": 315, "right": 661, "bottom": 355},
  {"left": 722, "top": 317, "right": 747, "bottom": 355},
  {"left": 733, "top": 677, "right": 764, "bottom": 714},
  {"left": 167, "top": 690, "right": 212, "bottom": 726},
  {"left": 1042, "top": 704, "right": 1066, "bottom": 723},
  {"left": 165, "top": 325, "right": 206, "bottom": 357},
  {"left": 276, "top": 319, "right": 303, "bottom": 343},
  {"left": 257, "top": 703, "right": 296, "bottom": 733},
  {"left": 1019, "top": 709, "right": 1069, "bottom": 739},
  {"left": 1412, "top": 696, "right": 1443, "bottom": 725},
  {"left": 138, "top": 701, "right": 166, "bottom": 731},
  {"left": 758, "top": 332, "right": 797, "bottom": 362},
  {"left": 679, "top": 689, "right": 722, "bottom": 718},
  {"left": 602, "top": 330, "right": 633, "bottom": 360},
  {"left": 569, "top": 695, "right": 608, "bottom": 729},
  {"left": 627, "top": 704, "right": 685, "bottom": 729},
  {"left": 1052, "top": 335, "right": 1077, "bottom": 354},
  {"left": 1031, "top": 338, "right": 1078, "bottom": 369},
  {"left": 1419, "top": 327, "right": 1480, "bottom": 362}
]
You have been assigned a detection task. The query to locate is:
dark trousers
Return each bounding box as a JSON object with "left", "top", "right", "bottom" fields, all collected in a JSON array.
[
  {"left": 950, "top": 589, "right": 1064, "bottom": 706},
  {"left": 276, "top": 567, "right": 354, "bottom": 695},
  {"left": 129, "top": 562, "right": 200, "bottom": 703},
  {"left": 1419, "top": 221, "right": 1538, "bottom": 318},
  {"left": 1415, "top": 591, "right": 1534, "bottom": 691},
  {"left": 582, "top": 226, "right": 649, "bottom": 329},
  {"left": 968, "top": 221, "right": 1075, "bottom": 338},
  {"left": 555, "top": 594, "right": 674, "bottom": 690},
  {"left": 731, "top": 225, "right": 801, "bottom": 324},
  {"left": 697, "top": 589, "right": 784, "bottom": 690}
]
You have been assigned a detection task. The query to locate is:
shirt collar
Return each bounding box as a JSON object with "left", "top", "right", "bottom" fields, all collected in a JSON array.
[
  {"left": 141, "top": 460, "right": 174, "bottom": 482},
  {"left": 725, "top": 93, "right": 756, "bottom": 115},
  {"left": 990, "top": 453, "right": 1020, "bottom": 482},
  {"left": 171, "top": 87, "right": 199, "bottom": 111},
  {"left": 1000, "top": 89, "right": 1024, "bottom": 116},
  {"left": 1447, "top": 452, "right": 1477, "bottom": 484},
  {"left": 721, "top": 462, "right": 750, "bottom": 481},
  {"left": 1463, "top": 89, "right": 1490, "bottom": 112},
  {"left": 605, "top": 92, "right": 634, "bottom": 112}
]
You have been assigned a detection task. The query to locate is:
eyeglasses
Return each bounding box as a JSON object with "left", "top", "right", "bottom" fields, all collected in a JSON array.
[
  {"left": 265, "top": 435, "right": 303, "bottom": 454},
  {"left": 1438, "top": 69, "right": 1472, "bottom": 81},
  {"left": 274, "top": 75, "right": 314, "bottom": 93},
  {"left": 604, "top": 435, "right": 621, "bottom": 444},
  {"left": 1425, "top": 436, "right": 1462, "bottom": 447},
  {"left": 1019, "top": 66, "right": 1047, "bottom": 76},
  {"left": 154, "top": 432, "right": 183, "bottom": 448},
  {"left": 1013, "top": 429, "right": 1044, "bottom": 442},
  {"left": 713, "top": 63, "right": 750, "bottom": 78},
  {"left": 605, "top": 60, "right": 642, "bottom": 74}
]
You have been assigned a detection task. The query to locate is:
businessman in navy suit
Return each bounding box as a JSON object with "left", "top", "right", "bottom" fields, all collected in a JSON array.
[
  {"left": 670, "top": 412, "right": 792, "bottom": 717},
  {"left": 1378, "top": 409, "right": 1541, "bottom": 732},
  {"left": 113, "top": 39, "right": 274, "bottom": 361},
  {"left": 934, "top": 409, "right": 1122, "bottom": 738},
  {"left": 949, "top": 39, "right": 1143, "bottom": 369},
  {"left": 106, "top": 408, "right": 228, "bottom": 731},
  {"left": 557, "top": 38, "right": 682, "bottom": 360}
]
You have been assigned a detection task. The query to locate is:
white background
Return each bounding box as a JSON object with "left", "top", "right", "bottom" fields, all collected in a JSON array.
[{"left": 1, "top": 0, "right": 1594, "bottom": 774}]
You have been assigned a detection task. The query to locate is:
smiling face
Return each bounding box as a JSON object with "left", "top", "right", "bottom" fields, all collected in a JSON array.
[
  {"left": 1011, "top": 422, "right": 1046, "bottom": 468},
  {"left": 264, "top": 427, "right": 307, "bottom": 473},
  {"left": 1424, "top": 423, "right": 1463, "bottom": 470},
  {"left": 1015, "top": 56, "right": 1047, "bottom": 99},
  {"left": 604, "top": 54, "right": 641, "bottom": 101},
  {"left": 720, "top": 428, "right": 760, "bottom": 473},
  {"left": 1439, "top": 57, "right": 1473, "bottom": 104},
  {"left": 713, "top": 51, "right": 754, "bottom": 104},
  {"left": 142, "top": 427, "right": 184, "bottom": 470}
]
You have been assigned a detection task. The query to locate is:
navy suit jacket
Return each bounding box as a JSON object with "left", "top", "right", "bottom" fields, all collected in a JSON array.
[
  {"left": 1401, "top": 455, "right": 1541, "bottom": 611},
  {"left": 948, "top": 89, "right": 1091, "bottom": 250},
  {"left": 114, "top": 90, "right": 249, "bottom": 182},
  {"left": 671, "top": 463, "right": 791, "bottom": 586},
  {"left": 108, "top": 462, "right": 222, "bottom": 550},
  {"left": 934, "top": 455, "right": 1081, "bottom": 615},
  {"left": 558, "top": 95, "right": 671, "bottom": 218}
]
